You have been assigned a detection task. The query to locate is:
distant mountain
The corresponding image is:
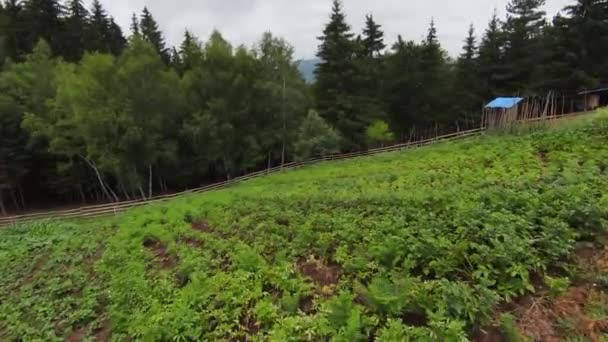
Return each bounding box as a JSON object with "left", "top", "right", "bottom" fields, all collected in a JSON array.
[{"left": 297, "top": 59, "right": 319, "bottom": 83}]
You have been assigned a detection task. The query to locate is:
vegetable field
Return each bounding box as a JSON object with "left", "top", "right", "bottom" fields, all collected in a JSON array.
[{"left": 2, "top": 112, "right": 608, "bottom": 341}]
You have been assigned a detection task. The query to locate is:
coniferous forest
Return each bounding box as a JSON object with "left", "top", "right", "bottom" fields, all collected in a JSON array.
[{"left": 0, "top": 0, "right": 607, "bottom": 213}]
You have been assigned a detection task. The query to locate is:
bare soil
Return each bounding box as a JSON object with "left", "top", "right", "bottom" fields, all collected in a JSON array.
[
  {"left": 191, "top": 220, "right": 212, "bottom": 233},
  {"left": 94, "top": 319, "right": 110, "bottom": 342},
  {"left": 476, "top": 234, "right": 608, "bottom": 342},
  {"left": 67, "top": 327, "right": 87, "bottom": 342},
  {"left": 298, "top": 257, "right": 341, "bottom": 287},
  {"left": 143, "top": 239, "right": 178, "bottom": 269}
]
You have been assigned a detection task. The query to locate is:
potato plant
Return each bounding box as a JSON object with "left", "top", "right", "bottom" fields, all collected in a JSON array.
[{"left": 2, "top": 112, "right": 608, "bottom": 340}]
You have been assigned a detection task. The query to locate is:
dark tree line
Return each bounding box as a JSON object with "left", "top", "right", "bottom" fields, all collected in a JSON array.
[
  {"left": 0, "top": 0, "right": 607, "bottom": 213},
  {"left": 315, "top": 0, "right": 608, "bottom": 146}
]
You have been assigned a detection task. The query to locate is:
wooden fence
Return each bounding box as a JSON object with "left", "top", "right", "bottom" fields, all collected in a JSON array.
[{"left": 0, "top": 111, "right": 591, "bottom": 227}]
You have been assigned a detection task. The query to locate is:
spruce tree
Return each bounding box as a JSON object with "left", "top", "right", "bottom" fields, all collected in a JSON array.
[
  {"left": 21, "top": 0, "right": 64, "bottom": 56},
  {"left": 454, "top": 24, "right": 482, "bottom": 114},
  {"left": 140, "top": 7, "right": 169, "bottom": 63},
  {"left": 86, "top": 0, "right": 110, "bottom": 53},
  {"left": 169, "top": 46, "right": 182, "bottom": 73},
  {"left": 0, "top": 2, "right": 7, "bottom": 63},
  {"left": 64, "top": 0, "right": 88, "bottom": 62},
  {"left": 179, "top": 30, "right": 202, "bottom": 72},
  {"left": 501, "top": 0, "right": 547, "bottom": 95},
  {"left": 2, "top": 0, "right": 25, "bottom": 60},
  {"left": 383, "top": 36, "right": 425, "bottom": 136},
  {"left": 314, "top": 0, "right": 363, "bottom": 150},
  {"left": 563, "top": 0, "right": 608, "bottom": 84},
  {"left": 362, "top": 14, "right": 385, "bottom": 57},
  {"left": 419, "top": 19, "right": 449, "bottom": 125},
  {"left": 107, "top": 17, "right": 126, "bottom": 56},
  {"left": 130, "top": 13, "right": 140, "bottom": 36},
  {"left": 357, "top": 14, "right": 386, "bottom": 125},
  {"left": 478, "top": 11, "right": 504, "bottom": 100}
]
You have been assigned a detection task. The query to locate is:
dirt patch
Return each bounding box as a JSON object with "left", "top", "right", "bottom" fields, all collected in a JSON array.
[
  {"left": 513, "top": 237, "right": 608, "bottom": 341},
  {"left": 178, "top": 236, "right": 204, "bottom": 248},
  {"left": 298, "top": 295, "right": 316, "bottom": 314},
  {"left": 143, "top": 239, "right": 178, "bottom": 269},
  {"left": 515, "top": 285, "right": 608, "bottom": 341},
  {"left": 67, "top": 327, "right": 87, "bottom": 342},
  {"left": 472, "top": 325, "right": 504, "bottom": 342},
  {"left": 191, "top": 220, "right": 229, "bottom": 239},
  {"left": 20, "top": 253, "right": 50, "bottom": 287},
  {"left": 298, "top": 257, "right": 341, "bottom": 287},
  {"left": 94, "top": 319, "right": 110, "bottom": 342},
  {"left": 83, "top": 245, "right": 105, "bottom": 276},
  {"left": 475, "top": 233, "right": 608, "bottom": 341},
  {"left": 240, "top": 314, "right": 260, "bottom": 336},
  {"left": 402, "top": 311, "right": 428, "bottom": 327},
  {"left": 191, "top": 220, "right": 212, "bottom": 233},
  {"left": 275, "top": 217, "right": 290, "bottom": 226},
  {"left": 536, "top": 147, "right": 550, "bottom": 165},
  {"left": 516, "top": 296, "right": 559, "bottom": 341}
]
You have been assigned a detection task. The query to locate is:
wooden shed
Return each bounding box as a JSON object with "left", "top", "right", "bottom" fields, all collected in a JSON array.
[
  {"left": 578, "top": 86, "right": 608, "bottom": 110},
  {"left": 482, "top": 97, "right": 524, "bottom": 129}
]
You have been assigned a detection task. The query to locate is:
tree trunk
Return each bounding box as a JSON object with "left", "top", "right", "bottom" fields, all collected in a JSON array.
[
  {"left": 157, "top": 173, "right": 165, "bottom": 194},
  {"left": 0, "top": 189, "right": 6, "bottom": 216},
  {"left": 78, "top": 184, "right": 86, "bottom": 204},
  {"left": 79, "top": 155, "right": 115, "bottom": 202},
  {"left": 107, "top": 186, "right": 119, "bottom": 202},
  {"left": 267, "top": 151, "right": 272, "bottom": 173},
  {"left": 10, "top": 189, "right": 19, "bottom": 212},
  {"left": 281, "top": 73, "right": 287, "bottom": 168},
  {"left": 223, "top": 155, "right": 231, "bottom": 180},
  {"left": 17, "top": 184, "right": 26, "bottom": 209},
  {"left": 138, "top": 185, "right": 146, "bottom": 200},
  {"left": 148, "top": 165, "right": 153, "bottom": 199},
  {"left": 119, "top": 182, "right": 131, "bottom": 200}
]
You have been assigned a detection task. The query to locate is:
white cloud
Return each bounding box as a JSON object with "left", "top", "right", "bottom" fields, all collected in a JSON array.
[{"left": 90, "top": 0, "right": 573, "bottom": 59}]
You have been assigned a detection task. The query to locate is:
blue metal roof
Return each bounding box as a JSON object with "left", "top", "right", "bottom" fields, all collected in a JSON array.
[{"left": 485, "top": 97, "right": 524, "bottom": 109}]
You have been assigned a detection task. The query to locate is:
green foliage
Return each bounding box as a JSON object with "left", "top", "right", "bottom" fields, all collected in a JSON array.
[
  {"left": 314, "top": 0, "right": 368, "bottom": 150},
  {"left": 544, "top": 275, "right": 571, "bottom": 298},
  {"left": 3, "top": 113, "right": 608, "bottom": 339},
  {"left": 499, "top": 313, "right": 526, "bottom": 342},
  {"left": 1, "top": 0, "right": 607, "bottom": 211},
  {"left": 294, "top": 110, "right": 342, "bottom": 160},
  {"left": 366, "top": 120, "right": 394, "bottom": 147}
]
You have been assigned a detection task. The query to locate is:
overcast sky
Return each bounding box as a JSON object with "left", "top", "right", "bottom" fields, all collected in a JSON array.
[{"left": 91, "top": 0, "right": 572, "bottom": 59}]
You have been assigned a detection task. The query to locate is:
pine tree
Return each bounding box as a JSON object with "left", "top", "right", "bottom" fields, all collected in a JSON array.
[
  {"left": 563, "top": 0, "right": 608, "bottom": 83},
  {"left": 454, "top": 24, "right": 482, "bottom": 114},
  {"left": 86, "top": 0, "right": 110, "bottom": 53},
  {"left": 418, "top": 19, "right": 450, "bottom": 125},
  {"left": 140, "top": 7, "right": 169, "bottom": 63},
  {"left": 356, "top": 14, "right": 387, "bottom": 126},
  {"left": 362, "top": 14, "right": 385, "bottom": 57},
  {"left": 478, "top": 11, "right": 504, "bottom": 100},
  {"left": 169, "top": 46, "right": 181, "bottom": 72},
  {"left": 2, "top": 0, "right": 26, "bottom": 60},
  {"left": 64, "top": 0, "right": 88, "bottom": 62},
  {"left": 21, "top": 0, "right": 64, "bottom": 56},
  {"left": 501, "top": 0, "right": 547, "bottom": 95},
  {"left": 179, "top": 30, "right": 202, "bottom": 72},
  {"left": 130, "top": 13, "right": 140, "bottom": 37},
  {"left": 107, "top": 17, "right": 126, "bottom": 56},
  {"left": 384, "top": 36, "right": 425, "bottom": 137},
  {"left": 0, "top": 2, "right": 7, "bottom": 63},
  {"left": 314, "top": 0, "right": 363, "bottom": 150}
]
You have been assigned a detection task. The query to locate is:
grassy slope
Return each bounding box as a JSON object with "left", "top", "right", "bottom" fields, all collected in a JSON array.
[{"left": 2, "top": 112, "right": 608, "bottom": 341}]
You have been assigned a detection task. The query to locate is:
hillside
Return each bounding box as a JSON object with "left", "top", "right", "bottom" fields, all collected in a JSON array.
[
  {"left": 297, "top": 58, "right": 319, "bottom": 83},
  {"left": 2, "top": 112, "right": 608, "bottom": 341}
]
